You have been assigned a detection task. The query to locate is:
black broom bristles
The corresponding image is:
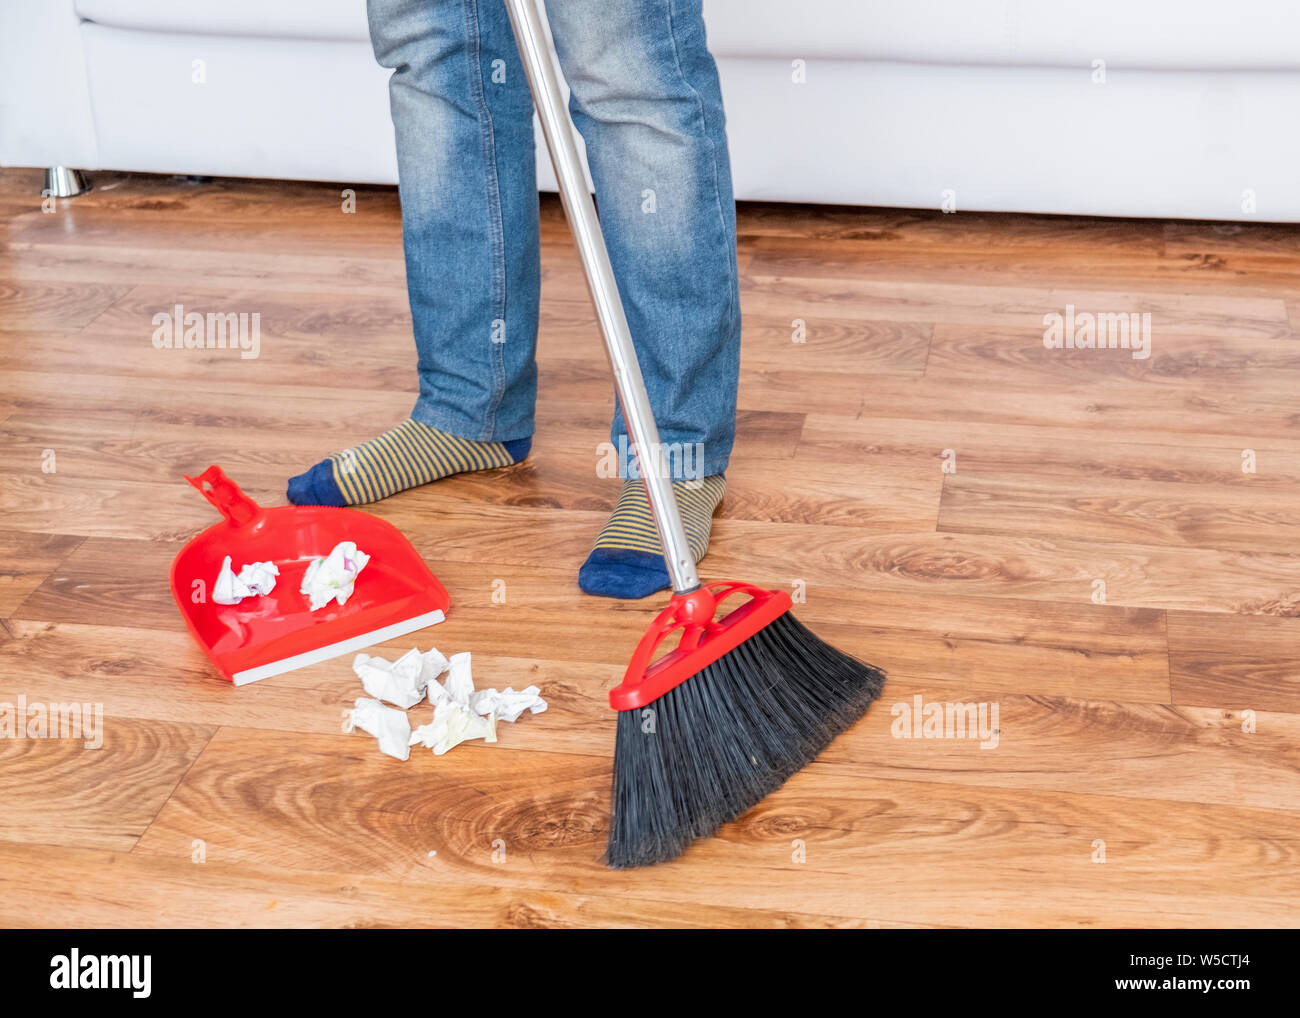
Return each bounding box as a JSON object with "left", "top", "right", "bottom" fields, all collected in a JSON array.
[{"left": 605, "top": 610, "right": 885, "bottom": 869}]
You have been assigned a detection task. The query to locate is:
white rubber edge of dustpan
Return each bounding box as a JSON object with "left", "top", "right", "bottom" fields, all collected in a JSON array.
[{"left": 232, "top": 609, "right": 447, "bottom": 685}]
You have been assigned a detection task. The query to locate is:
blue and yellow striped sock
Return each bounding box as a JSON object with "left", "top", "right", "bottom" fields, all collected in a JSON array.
[
  {"left": 578, "top": 474, "right": 726, "bottom": 599},
  {"left": 287, "top": 419, "right": 530, "bottom": 506}
]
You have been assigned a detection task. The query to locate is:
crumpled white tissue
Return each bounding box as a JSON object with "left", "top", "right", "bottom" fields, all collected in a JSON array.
[
  {"left": 424, "top": 650, "right": 545, "bottom": 725},
  {"left": 352, "top": 647, "right": 449, "bottom": 709},
  {"left": 427, "top": 651, "right": 474, "bottom": 707},
  {"left": 344, "top": 696, "right": 411, "bottom": 761},
  {"left": 469, "top": 685, "right": 547, "bottom": 723},
  {"left": 213, "top": 556, "right": 279, "bottom": 605},
  {"left": 301, "top": 541, "right": 370, "bottom": 611},
  {"left": 410, "top": 700, "right": 498, "bottom": 755},
  {"left": 213, "top": 556, "right": 248, "bottom": 605},
  {"left": 238, "top": 560, "right": 279, "bottom": 595}
]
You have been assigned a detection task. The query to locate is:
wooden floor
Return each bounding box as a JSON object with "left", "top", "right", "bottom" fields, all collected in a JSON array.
[{"left": 1, "top": 167, "right": 1298, "bottom": 928}]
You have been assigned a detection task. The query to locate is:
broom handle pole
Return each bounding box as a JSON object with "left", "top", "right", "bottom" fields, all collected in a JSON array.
[{"left": 503, "top": 0, "right": 701, "bottom": 595}]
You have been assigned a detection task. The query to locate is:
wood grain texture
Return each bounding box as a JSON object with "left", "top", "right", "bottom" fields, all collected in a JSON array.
[
  {"left": 0, "top": 842, "right": 926, "bottom": 929},
  {"left": 0, "top": 530, "right": 83, "bottom": 615},
  {"left": 130, "top": 726, "right": 1300, "bottom": 928},
  {"left": 1, "top": 168, "right": 1298, "bottom": 928},
  {"left": 1169, "top": 612, "right": 1300, "bottom": 713},
  {"left": 0, "top": 715, "right": 213, "bottom": 851},
  {"left": 0, "top": 278, "right": 133, "bottom": 332}
]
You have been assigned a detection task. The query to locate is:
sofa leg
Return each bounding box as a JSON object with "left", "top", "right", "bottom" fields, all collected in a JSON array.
[{"left": 43, "top": 167, "right": 92, "bottom": 198}]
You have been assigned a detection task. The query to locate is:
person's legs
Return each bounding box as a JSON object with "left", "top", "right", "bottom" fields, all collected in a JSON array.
[
  {"left": 548, "top": 0, "right": 741, "bottom": 596},
  {"left": 289, "top": 0, "right": 539, "bottom": 505}
]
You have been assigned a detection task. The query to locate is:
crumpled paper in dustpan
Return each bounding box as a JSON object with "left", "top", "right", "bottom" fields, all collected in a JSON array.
[
  {"left": 212, "top": 556, "right": 279, "bottom": 605},
  {"left": 301, "top": 541, "right": 370, "bottom": 610}
]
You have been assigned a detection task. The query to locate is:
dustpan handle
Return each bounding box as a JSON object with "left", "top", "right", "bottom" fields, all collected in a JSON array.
[
  {"left": 504, "top": 0, "right": 700, "bottom": 595},
  {"left": 185, "top": 466, "right": 262, "bottom": 526}
]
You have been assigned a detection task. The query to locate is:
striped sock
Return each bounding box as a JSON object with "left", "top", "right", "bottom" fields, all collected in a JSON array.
[
  {"left": 578, "top": 475, "right": 726, "bottom": 599},
  {"left": 287, "top": 419, "right": 530, "bottom": 506}
]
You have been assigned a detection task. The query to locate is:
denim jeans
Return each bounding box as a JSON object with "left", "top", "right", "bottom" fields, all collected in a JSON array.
[{"left": 366, "top": 0, "right": 741, "bottom": 477}]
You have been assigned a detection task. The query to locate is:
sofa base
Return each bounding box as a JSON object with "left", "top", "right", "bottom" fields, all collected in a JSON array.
[{"left": 42, "top": 22, "right": 1298, "bottom": 222}]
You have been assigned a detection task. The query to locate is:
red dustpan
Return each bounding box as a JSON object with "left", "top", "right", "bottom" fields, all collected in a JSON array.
[{"left": 170, "top": 466, "right": 449, "bottom": 685}]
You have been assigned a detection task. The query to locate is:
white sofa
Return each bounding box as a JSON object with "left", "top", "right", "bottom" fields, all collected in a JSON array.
[{"left": 3, "top": 0, "right": 1299, "bottom": 221}]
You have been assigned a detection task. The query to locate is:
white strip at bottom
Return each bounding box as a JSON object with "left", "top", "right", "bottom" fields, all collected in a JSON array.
[{"left": 232, "top": 610, "right": 446, "bottom": 686}]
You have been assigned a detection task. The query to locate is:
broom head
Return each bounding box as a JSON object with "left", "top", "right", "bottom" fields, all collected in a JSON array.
[{"left": 606, "top": 581, "right": 885, "bottom": 868}]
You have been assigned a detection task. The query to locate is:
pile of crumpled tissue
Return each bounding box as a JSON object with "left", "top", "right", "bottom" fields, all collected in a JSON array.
[{"left": 344, "top": 646, "right": 546, "bottom": 761}]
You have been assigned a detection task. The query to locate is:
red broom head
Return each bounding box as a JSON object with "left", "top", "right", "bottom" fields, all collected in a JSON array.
[{"left": 609, "top": 581, "right": 793, "bottom": 711}]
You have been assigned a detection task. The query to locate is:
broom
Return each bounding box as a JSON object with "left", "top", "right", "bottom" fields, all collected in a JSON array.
[{"left": 504, "top": 0, "right": 887, "bottom": 868}]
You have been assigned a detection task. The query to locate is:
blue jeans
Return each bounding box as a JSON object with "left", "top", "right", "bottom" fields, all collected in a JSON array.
[{"left": 366, "top": 0, "right": 740, "bottom": 477}]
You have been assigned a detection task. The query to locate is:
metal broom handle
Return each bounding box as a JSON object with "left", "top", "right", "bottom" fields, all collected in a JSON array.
[{"left": 504, "top": 0, "right": 701, "bottom": 594}]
